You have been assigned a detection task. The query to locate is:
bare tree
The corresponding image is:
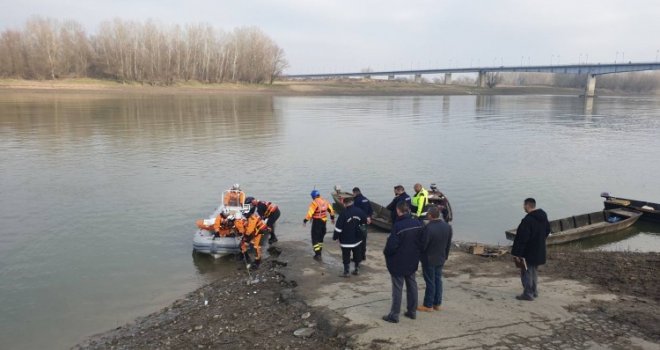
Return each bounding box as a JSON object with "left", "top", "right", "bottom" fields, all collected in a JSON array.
[
  {"left": 0, "top": 17, "right": 288, "bottom": 85},
  {"left": 485, "top": 72, "right": 502, "bottom": 88}
]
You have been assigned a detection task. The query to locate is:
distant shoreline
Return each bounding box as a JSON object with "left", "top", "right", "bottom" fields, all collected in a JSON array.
[{"left": 0, "top": 78, "right": 623, "bottom": 96}]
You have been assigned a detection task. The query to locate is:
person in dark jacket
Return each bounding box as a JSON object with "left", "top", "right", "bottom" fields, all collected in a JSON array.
[
  {"left": 382, "top": 201, "right": 423, "bottom": 323},
  {"left": 333, "top": 197, "right": 368, "bottom": 277},
  {"left": 511, "top": 198, "right": 550, "bottom": 301},
  {"left": 418, "top": 205, "right": 453, "bottom": 312},
  {"left": 385, "top": 185, "right": 412, "bottom": 223},
  {"left": 352, "top": 187, "right": 373, "bottom": 261}
]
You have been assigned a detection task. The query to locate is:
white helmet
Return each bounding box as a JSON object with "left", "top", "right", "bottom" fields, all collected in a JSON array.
[{"left": 232, "top": 183, "right": 240, "bottom": 190}]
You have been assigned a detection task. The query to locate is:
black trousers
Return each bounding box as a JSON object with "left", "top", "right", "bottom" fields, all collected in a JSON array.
[
  {"left": 266, "top": 209, "right": 280, "bottom": 240},
  {"left": 341, "top": 245, "right": 362, "bottom": 270},
  {"left": 359, "top": 229, "right": 368, "bottom": 260},
  {"left": 311, "top": 219, "right": 326, "bottom": 254}
]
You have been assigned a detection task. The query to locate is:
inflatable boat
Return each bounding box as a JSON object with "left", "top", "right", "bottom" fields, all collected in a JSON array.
[{"left": 193, "top": 190, "right": 250, "bottom": 257}]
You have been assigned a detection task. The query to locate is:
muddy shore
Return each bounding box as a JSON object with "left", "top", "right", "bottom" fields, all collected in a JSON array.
[
  {"left": 76, "top": 231, "right": 659, "bottom": 350},
  {"left": 0, "top": 78, "right": 595, "bottom": 96}
]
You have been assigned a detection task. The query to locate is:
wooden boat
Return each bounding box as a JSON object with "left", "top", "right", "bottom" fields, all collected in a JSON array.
[
  {"left": 331, "top": 184, "right": 453, "bottom": 231},
  {"left": 601, "top": 193, "right": 660, "bottom": 223},
  {"left": 505, "top": 208, "right": 642, "bottom": 245}
]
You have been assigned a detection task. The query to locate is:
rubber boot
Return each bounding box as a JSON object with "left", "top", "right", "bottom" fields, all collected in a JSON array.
[
  {"left": 352, "top": 262, "right": 360, "bottom": 276},
  {"left": 340, "top": 264, "right": 350, "bottom": 278}
]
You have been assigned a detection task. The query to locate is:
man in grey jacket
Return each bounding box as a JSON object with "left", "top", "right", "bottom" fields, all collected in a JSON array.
[{"left": 418, "top": 205, "right": 453, "bottom": 312}]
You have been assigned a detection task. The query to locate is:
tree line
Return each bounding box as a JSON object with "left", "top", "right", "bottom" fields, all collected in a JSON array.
[{"left": 0, "top": 17, "right": 288, "bottom": 84}]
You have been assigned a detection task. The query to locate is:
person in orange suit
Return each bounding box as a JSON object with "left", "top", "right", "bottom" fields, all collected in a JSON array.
[{"left": 235, "top": 213, "right": 270, "bottom": 269}]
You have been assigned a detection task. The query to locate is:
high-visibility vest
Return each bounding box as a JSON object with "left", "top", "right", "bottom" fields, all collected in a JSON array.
[
  {"left": 411, "top": 188, "right": 429, "bottom": 216},
  {"left": 306, "top": 197, "right": 334, "bottom": 221}
]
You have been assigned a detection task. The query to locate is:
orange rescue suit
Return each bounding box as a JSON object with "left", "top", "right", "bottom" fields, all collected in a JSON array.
[
  {"left": 235, "top": 214, "right": 270, "bottom": 260},
  {"left": 305, "top": 196, "right": 335, "bottom": 222},
  {"left": 223, "top": 191, "right": 246, "bottom": 207},
  {"left": 196, "top": 216, "right": 233, "bottom": 237}
]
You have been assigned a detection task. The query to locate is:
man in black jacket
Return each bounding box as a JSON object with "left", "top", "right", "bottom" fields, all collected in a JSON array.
[
  {"left": 418, "top": 205, "right": 453, "bottom": 312},
  {"left": 382, "top": 201, "right": 423, "bottom": 323},
  {"left": 386, "top": 185, "right": 412, "bottom": 223},
  {"left": 511, "top": 198, "right": 550, "bottom": 301},
  {"left": 333, "top": 197, "right": 367, "bottom": 277},
  {"left": 352, "top": 187, "right": 373, "bottom": 261}
]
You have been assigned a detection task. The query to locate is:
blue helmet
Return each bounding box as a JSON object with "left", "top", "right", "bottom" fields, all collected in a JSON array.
[{"left": 310, "top": 190, "right": 320, "bottom": 198}]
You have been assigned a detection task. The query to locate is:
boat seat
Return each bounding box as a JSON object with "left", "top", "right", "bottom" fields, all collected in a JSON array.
[
  {"left": 549, "top": 221, "right": 562, "bottom": 233},
  {"left": 589, "top": 212, "right": 605, "bottom": 224},
  {"left": 573, "top": 214, "right": 590, "bottom": 228},
  {"left": 559, "top": 218, "right": 575, "bottom": 231}
]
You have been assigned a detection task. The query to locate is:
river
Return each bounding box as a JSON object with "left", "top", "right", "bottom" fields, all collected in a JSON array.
[{"left": 1, "top": 91, "right": 659, "bottom": 349}]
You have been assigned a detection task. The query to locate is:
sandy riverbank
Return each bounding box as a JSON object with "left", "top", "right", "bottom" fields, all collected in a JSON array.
[
  {"left": 0, "top": 78, "right": 591, "bottom": 96},
  {"left": 76, "top": 229, "right": 659, "bottom": 350}
]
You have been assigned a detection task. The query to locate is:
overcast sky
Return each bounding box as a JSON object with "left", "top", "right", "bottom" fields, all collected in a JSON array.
[{"left": 1, "top": 0, "right": 659, "bottom": 74}]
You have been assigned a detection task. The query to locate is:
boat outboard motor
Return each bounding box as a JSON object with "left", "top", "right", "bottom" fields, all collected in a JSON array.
[
  {"left": 430, "top": 183, "right": 438, "bottom": 192},
  {"left": 600, "top": 192, "right": 611, "bottom": 199},
  {"left": 334, "top": 185, "right": 342, "bottom": 193}
]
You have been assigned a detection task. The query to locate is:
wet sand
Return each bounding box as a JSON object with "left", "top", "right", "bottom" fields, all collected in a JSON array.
[{"left": 76, "top": 227, "right": 659, "bottom": 350}]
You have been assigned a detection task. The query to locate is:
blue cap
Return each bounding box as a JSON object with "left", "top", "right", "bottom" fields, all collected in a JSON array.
[{"left": 310, "top": 190, "right": 320, "bottom": 198}]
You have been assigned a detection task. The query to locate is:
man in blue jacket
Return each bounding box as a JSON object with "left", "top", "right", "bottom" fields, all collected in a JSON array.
[
  {"left": 511, "top": 198, "right": 550, "bottom": 301},
  {"left": 352, "top": 187, "right": 373, "bottom": 261},
  {"left": 333, "top": 197, "right": 368, "bottom": 277},
  {"left": 385, "top": 185, "right": 412, "bottom": 223},
  {"left": 382, "top": 201, "right": 423, "bottom": 323}
]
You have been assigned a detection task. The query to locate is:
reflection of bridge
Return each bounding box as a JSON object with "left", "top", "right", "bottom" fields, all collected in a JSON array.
[{"left": 284, "top": 62, "right": 660, "bottom": 97}]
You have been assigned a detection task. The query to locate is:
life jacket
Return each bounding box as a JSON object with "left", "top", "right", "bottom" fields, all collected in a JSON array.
[
  {"left": 263, "top": 201, "right": 279, "bottom": 217},
  {"left": 236, "top": 214, "right": 268, "bottom": 236},
  {"left": 223, "top": 190, "right": 246, "bottom": 207},
  {"left": 196, "top": 216, "right": 233, "bottom": 237},
  {"left": 306, "top": 197, "right": 333, "bottom": 221},
  {"left": 213, "top": 216, "right": 233, "bottom": 237}
]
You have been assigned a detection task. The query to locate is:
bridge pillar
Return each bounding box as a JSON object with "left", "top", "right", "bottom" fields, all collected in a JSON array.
[
  {"left": 584, "top": 74, "right": 597, "bottom": 97},
  {"left": 477, "top": 71, "right": 487, "bottom": 87},
  {"left": 388, "top": 74, "right": 395, "bottom": 80},
  {"left": 414, "top": 74, "right": 423, "bottom": 83},
  {"left": 444, "top": 73, "right": 452, "bottom": 84}
]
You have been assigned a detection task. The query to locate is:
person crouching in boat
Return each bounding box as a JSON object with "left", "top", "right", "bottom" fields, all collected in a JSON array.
[
  {"left": 196, "top": 209, "right": 235, "bottom": 237},
  {"left": 246, "top": 197, "right": 281, "bottom": 245},
  {"left": 235, "top": 213, "right": 271, "bottom": 270}
]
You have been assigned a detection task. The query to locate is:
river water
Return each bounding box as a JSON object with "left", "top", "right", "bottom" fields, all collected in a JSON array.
[{"left": 1, "top": 92, "right": 659, "bottom": 349}]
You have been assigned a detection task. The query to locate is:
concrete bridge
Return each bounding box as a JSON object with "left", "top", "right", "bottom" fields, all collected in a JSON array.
[{"left": 284, "top": 62, "right": 660, "bottom": 97}]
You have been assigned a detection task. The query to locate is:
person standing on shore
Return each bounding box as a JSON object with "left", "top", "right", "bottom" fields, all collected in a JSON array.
[
  {"left": 352, "top": 187, "right": 373, "bottom": 260},
  {"left": 303, "top": 190, "right": 335, "bottom": 261},
  {"left": 386, "top": 185, "right": 411, "bottom": 223},
  {"left": 333, "top": 197, "right": 368, "bottom": 277},
  {"left": 511, "top": 198, "right": 551, "bottom": 301},
  {"left": 418, "top": 205, "right": 453, "bottom": 312},
  {"left": 382, "top": 201, "right": 423, "bottom": 323}
]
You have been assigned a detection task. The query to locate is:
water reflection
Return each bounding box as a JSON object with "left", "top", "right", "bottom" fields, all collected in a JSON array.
[{"left": 0, "top": 93, "right": 280, "bottom": 146}]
